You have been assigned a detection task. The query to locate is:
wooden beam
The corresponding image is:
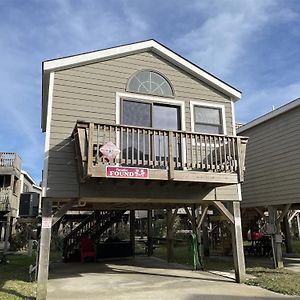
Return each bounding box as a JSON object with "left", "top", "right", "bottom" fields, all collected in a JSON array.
[
  {"left": 288, "top": 210, "right": 300, "bottom": 223},
  {"left": 191, "top": 204, "right": 197, "bottom": 232},
  {"left": 197, "top": 205, "right": 209, "bottom": 228},
  {"left": 130, "top": 210, "right": 135, "bottom": 257},
  {"left": 147, "top": 210, "right": 153, "bottom": 256},
  {"left": 52, "top": 198, "right": 78, "bottom": 226},
  {"left": 268, "top": 206, "right": 283, "bottom": 268},
  {"left": 297, "top": 214, "right": 300, "bottom": 239},
  {"left": 3, "top": 213, "right": 11, "bottom": 255},
  {"left": 230, "top": 201, "right": 246, "bottom": 283},
  {"left": 254, "top": 207, "right": 265, "bottom": 219},
  {"left": 212, "top": 201, "right": 234, "bottom": 224},
  {"left": 170, "top": 208, "right": 178, "bottom": 227},
  {"left": 184, "top": 205, "right": 193, "bottom": 224},
  {"left": 282, "top": 215, "right": 293, "bottom": 253},
  {"left": 166, "top": 208, "right": 176, "bottom": 262},
  {"left": 37, "top": 198, "right": 52, "bottom": 300},
  {"left": 276, "top": 204, "right": 292, "bottom": 225}
]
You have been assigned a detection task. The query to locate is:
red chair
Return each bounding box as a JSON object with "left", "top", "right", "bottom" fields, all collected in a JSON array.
[{"left": 80, "top": 237, "right": 97, "bottom": 263}]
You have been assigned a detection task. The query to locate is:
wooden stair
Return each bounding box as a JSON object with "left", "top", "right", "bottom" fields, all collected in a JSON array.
[{"left": 63, "top": 210, "right": 126, "bottom": 260}]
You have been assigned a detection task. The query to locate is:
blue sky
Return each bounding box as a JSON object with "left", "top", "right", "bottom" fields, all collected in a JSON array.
[{"left": 0, "top": 0, "right": 300, "bottom": 183}]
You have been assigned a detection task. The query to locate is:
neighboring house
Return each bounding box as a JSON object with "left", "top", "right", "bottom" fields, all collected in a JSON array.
[
  {"left": 237, "top": 98, "right": 300, "bottom": 267},
  {"left": 19, "top": 170, "right": 42, "bottom": 217},
  {"left": 0, "top": 152, "right": 22, "bottom": 243},
  {"left": 0, "top": 153, "right": 42, "bottom": 248},
  {"left": 38, "top": 40, "right": 248, "bottom": 298}
]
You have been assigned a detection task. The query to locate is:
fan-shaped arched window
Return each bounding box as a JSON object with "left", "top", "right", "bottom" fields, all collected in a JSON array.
[{"left": 127, "top": 70, "right": 174, "bottom": 97}]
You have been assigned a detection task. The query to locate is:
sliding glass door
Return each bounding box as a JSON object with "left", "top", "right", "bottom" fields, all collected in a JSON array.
[{"left": 121, "top": 99, "right": 181, "bottom": 166}]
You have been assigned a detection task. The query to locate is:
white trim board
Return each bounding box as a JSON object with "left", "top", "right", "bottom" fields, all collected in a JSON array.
[
  {"left": 42, "top": 72, "right": 54, "bottom": 197},
  {"left": 190, "top": 100, "right": 227, "bottom": 135},
  {"left": 237, "top": 97, "right": 300, "bottom": 133}
]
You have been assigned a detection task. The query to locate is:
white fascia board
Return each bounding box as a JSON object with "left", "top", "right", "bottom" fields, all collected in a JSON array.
[
  {"left": 21, "top": 170, "right": 37, "bottom": 186},
  {"left": 151, "top": 42, "right": 241, "bottom": 101},
  {"left": 42, "top": 40, "right": 241, "bottom": 100},
  {"left": 32, "top": 184, "right": 42, "bottom": 191},
  {"left": 43, "top": 40, "right": 154, "bottom": 71},
  {"left": 237, "top": 97, "right": 300, "bottom": 134},
  {"left": 42, "top": 72, "right": 55, "bottom": 197}
]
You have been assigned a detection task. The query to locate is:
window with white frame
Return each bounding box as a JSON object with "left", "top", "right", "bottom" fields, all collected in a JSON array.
[
  {"left": 193, "top": 105, "right": 224, "bottom": 134},
  {"left": 127, "top": 70, "right": 174, "bottom": 97}
]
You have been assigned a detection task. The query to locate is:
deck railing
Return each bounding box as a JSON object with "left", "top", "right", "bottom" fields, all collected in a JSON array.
[
  {"left": 74, "top": 121, "right": 248, "bottom": 182},
  {"left": 0, "top": 152, "right": 21, "bottom": 170},
  {"left": 0, "top": 187, "right": 12, "bottom": 211}
]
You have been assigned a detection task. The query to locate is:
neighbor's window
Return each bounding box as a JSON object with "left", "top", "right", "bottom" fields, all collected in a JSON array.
[
  {"left": 23, "top": 183, "right": 30, "bottom": 193},
  {"left": 194, "top": 105, "right": 223, "bottom": 134},
  {"left": 127, "top": 70, "right": 173, "bottom": 97}
]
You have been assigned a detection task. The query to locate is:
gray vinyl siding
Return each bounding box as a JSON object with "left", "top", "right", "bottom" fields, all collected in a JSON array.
[
  {"left": 240, "top": 105, "right": 300, "bottom": 207},
  {"left": 47, "top": 51, "right": 235, "bottom": 198}
]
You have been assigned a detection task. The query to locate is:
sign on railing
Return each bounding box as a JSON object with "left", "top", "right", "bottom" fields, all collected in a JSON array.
[{"left": 106, "top": 166, "right": 149, "bottom": 179}]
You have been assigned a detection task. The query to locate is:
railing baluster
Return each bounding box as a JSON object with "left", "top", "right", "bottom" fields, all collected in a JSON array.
[
  {"left": 137, "top": 128, "right": 140, "bottom": 165},
  {"left": 168, "top": 131, "right": 174, "bottom": 179},
  {"left": 214, "top": 136, "right": 218, "bottom": 172},
  {"left": 218, "top": 137, "right": 223, "bottom": 172},
  {"left": 194, "top": 134, "right": 198, "bottom": 169},
  {"left": 204, "top": 135, "right": 208, "bottom": 170},
  {"left": 190, "top": 133, "right": 194, "bottom": 169},
  {"left": 228, "top": 137, "right": 232, "bottom": 172},
  {"left": 120, "top": 127, "right": 123, "bottom": 164},
  {"left": 153, "top": 130, "right": 156, "bottom": 167},
  {"left": 223, "top": 136, "right": 227, "bottom": 172},
  {"left": 180, "top": 132, "right": 184, "bottom": 168},
  {"left": 209, "top": 136, "right": 213, "bottom": 171},
  {"left": 96, "top": 124, "right": 99, "bottom": 165},
  {"left": 163, "top": 131, "right": 167, "bottom": 168},
  {"left": 175, "top": 132, "right": 179, "bottom": 169},
  {"left": 148, "top": 129, "right": 151, "bottom": 166},
  {"left": 158, "top": 131, "right": 162, "bottom": 167},
  {"left": 232, "top": 137, "right": 237, "bottom": 171},
  {"left": 199, "top": 135, "right": 203, "bottom": 170},
  {"left": 131, "top": 128, "right": 134, "bottom": 165},
  {"left": 142, "top": 129, "right": 145, "bottom": 166},
  {"left": 109, "top": 125, "right": 112, "bottom": 142},
  {"left": 126, "top": 128, "right": 129, "bottom": 165}
]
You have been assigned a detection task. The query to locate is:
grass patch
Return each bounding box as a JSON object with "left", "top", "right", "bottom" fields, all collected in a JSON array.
[
  {"left": 152, "top": 243, "right": 300, "bottom": 296},
  {"left": 0, "top": 253, "right": 36, "bottom": 300},
  {"left": 246, "top": 267, "right": 300, "bottom": 296}
]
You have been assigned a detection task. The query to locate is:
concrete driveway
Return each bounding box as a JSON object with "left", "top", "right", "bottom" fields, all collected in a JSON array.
[{"left": 47, "top": 256, "right": 299, "bottom": 300}]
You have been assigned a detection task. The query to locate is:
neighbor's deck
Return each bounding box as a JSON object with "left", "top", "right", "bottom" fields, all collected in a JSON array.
[{"left": 73, "top": 121, "right": 248, "bottom": 185}]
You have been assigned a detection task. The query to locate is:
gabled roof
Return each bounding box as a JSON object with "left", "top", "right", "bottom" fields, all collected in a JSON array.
[
  {"left": 42, "top": 39, "right": 242, "bottom": 131},
  {"left": 237, "top": 97, "right": 300, "bottom": 133}
]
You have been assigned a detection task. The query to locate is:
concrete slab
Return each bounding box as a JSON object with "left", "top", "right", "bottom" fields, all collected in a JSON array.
[{"left": 47, "top": 256, "right": 299, "bottom": 300}]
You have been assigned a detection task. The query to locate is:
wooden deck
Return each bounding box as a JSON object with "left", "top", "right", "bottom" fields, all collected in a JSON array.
[
  {"left": 0, "top": 152, "right": 22, "bottom": 175},
  {"left": 73, "top": 121, "right": 248, "bottom": 184}
]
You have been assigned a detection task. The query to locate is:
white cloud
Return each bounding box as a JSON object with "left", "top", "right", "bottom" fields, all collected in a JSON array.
[{"left": 173, "top": 1, "right": 274, "bottom": 77}]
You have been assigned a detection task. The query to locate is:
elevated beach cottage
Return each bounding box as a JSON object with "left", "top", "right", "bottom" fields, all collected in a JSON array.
[{"left": 38, "top": 40, "right": 248, "bottom": 298}]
